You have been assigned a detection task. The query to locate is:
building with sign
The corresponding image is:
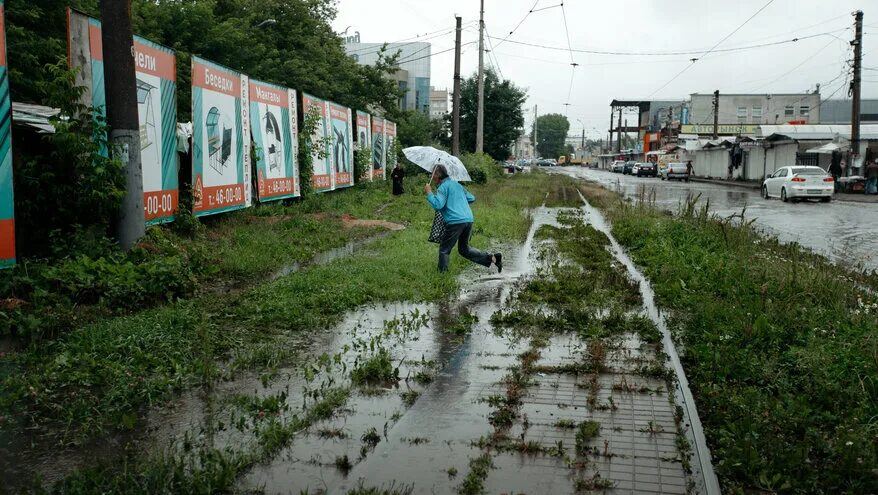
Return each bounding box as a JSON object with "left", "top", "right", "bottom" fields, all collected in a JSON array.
[
  {"left": 345, "top": 40, "right": 431, "bottom": 113},
  {"left": 429, "top": 87, "right": 448, "bottom": 120},
  {"left": 819, "top": 99, "right": 878, "bottom": 124},
  {"left": 688, "top": 92, "right": 821, "bottom": 129}
]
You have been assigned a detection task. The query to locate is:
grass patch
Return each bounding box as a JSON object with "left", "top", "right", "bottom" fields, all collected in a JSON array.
[
  {"left": 350, "top": 348, "right": 399, "bottom": 386},
  {"left": 575, "top": 420, "right": 601, "bottom": 455},
  {"left": 458, "top": 453, "right": 494, "bottom": 495},
  {"left": 590, "top": 185, "right": 878, "bottom": 493}
]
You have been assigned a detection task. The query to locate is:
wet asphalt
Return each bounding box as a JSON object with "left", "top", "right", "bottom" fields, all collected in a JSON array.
[{"left": 552, "top": 167, "right": 878, "bottom": 272}]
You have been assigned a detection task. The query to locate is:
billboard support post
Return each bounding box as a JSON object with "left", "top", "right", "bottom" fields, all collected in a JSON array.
[{"left": 99, "top": 0, "right": 144, "bottom": 249}]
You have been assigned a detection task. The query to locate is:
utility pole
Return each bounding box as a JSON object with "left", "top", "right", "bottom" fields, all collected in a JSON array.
[
  {"left": 712, "top": 90, "right": 720, "bottom": 140},
  {"left": 616, "top": 108, "right": 622, "bottom": 153},
  {"left": 100, "top": 0, "right": 144, "bottom": 249},
  {"left": 476, "top": 0, "right": 485, "bottom": 154},
  {"left": 533, "top": 105, "right": 538, "bottom": 158},
  {"left": 581, "top": 128, "right": 585, "bottom": 149},
  {"left": 623, "top": 118, "right": 628, "bottom": 151},
  {"left": 452, "top": 16, "right": 462, "bottom": 157},
  {"left": 850, "top": 10, "right": 863, "bottom": 174}
]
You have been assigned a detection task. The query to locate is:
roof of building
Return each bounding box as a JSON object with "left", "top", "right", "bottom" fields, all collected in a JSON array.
[{"left": 757, "top": 124, "right": 878, "bottom": 141}]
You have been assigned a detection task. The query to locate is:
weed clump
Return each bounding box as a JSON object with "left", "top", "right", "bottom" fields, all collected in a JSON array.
[
  {"left": 575, "top": 420, "right": 601, "bottom": 455},
  {"left": 350, "top": 348, "right": 399, "bottom": 386}
]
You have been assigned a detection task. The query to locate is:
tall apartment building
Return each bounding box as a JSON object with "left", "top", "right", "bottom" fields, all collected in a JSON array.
[{"left": 429, "top": 87, "right": 449, "bottom": 120}]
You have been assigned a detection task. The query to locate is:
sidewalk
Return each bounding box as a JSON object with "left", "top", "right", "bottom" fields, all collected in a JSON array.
[{"left": 689, "top": 177, "right": 878, "bottom": 203}]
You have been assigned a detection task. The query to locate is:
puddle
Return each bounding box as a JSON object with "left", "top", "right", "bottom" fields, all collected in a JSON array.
[
  {"left": 271, "top": 231, "right": 396, "bottom": 280},
  {"left": 576, "top": 189, "right": 721, "bottom": 494}
]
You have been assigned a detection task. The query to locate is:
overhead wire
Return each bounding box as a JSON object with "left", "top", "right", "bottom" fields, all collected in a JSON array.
[
  {"left": 395, "top": 41, "right": 476, "bottom": 65},
  {"left": 748, "top": 36, "right": 842, "bottom": 92},
  {"left": 344, "top": 22, "right": 476, "bottom": 54},
  {"left": 493, "top": 0, "right": 541, "bottom": 50},
  {"left": 647, "top": 0, "right": 777, "bottom": 98},
  {"left": 483, "top": 25, "right": 505, "bottom": 80}
]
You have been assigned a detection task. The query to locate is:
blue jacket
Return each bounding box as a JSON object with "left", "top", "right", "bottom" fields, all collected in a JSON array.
[{"left": 427, "top": 178, "right": 475, "bottom": 225}]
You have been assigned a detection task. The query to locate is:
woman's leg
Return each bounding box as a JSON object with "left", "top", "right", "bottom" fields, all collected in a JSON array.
[
  {"left": 456, "top": 223, "right": 493, "bottom": 267},
  {"left": 438, "top": 223, "right": 465, "bottom": 272}
]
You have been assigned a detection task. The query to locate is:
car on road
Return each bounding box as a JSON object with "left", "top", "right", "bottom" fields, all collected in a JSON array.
[
  {"left": 623, "top": 161, "right": 636, "bottom": 175},
  {"left": 611, "top": 160, "right": 626, "bottom": 173},
  {"left": 762, "top": 166, "right": 834, "bottom": 202},
  {"left": 661, "top": 162, "right": 690, "bottom": 181},
  {"left": 633, "top": 162, "right": 657, "bottom": 177}
]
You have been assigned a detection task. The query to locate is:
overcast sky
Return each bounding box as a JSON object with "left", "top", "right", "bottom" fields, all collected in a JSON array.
[{"left": 332, "top": 0, "right": 876, "bottom": 139}]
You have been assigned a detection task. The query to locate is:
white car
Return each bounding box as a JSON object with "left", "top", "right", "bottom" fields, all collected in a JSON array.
[{"left": 762, "top": 166, "right": 834, "bottom": 202}]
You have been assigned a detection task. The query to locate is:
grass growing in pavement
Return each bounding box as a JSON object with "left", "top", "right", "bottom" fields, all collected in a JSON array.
[
  {"left": 0, "top": 173, "right": 552, "bottom": 447},
  {"left": 585, "top": 183, "right": 878, "bottom": 494}
]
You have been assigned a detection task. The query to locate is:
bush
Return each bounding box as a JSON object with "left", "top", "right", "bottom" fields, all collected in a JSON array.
[{"left": 461, "top": 152, "right": 503, "bottom": 185}]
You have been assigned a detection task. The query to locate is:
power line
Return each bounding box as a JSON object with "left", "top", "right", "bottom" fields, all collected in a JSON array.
[
  {"left": 748, "top": 37, "right": 840, "bottom": 92},
  {"left": 344, "top": 23, "right": 476, "bottom": 55},
  {"left": 483, "top": 25, "right": 505, "bottom": 80},
  {"left": 647, "top": 0, "right": 777, "bottom": 98},
  {"left": 494, "top": 0, "right": 541, "bottom": 50},
  {"left": 395, "top": 42, "right": 476, "bottom": 65},
  {"left": 486, "top": 28, "right": 846, "bottom": 57}
]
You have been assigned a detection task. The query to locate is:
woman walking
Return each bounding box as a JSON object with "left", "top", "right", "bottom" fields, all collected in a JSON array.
[{"left": 425, "top": 164, "right": 502, "bottom": 273}]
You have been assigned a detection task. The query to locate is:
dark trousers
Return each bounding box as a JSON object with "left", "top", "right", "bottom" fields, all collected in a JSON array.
[{"left": 438, "top": 222, "right": 492, "bottom": 272}]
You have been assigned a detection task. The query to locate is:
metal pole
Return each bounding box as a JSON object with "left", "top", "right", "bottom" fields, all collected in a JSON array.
[
  {"left": 850, "top": 10, "right": 863, "bottom": 175},
  {"left": 533, "top": 105, "right": 538, "bottom": 158},
  {"left": 475, "top": 0, "right": 485, "bottom": 154},
  {"left": 452, "top": 16, "right": 462, "bottom": 157},
  {"left": 100, "top": 0, "right": 144, "bottom": 249},
  {"left": 616, "top": 108, "right": 622, "bottom": 153},
  {"left": 608, "top": 109, "right": 614, "bottom": 152}
]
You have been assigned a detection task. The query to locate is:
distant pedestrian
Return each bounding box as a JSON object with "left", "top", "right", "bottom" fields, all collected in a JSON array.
[
  {"left": 686, "top": 160, "right": 694, "bottom": 176},
  {"left": 425, "top": 164, "right": 502, "bottom": 273},
  {"left": 829, "top": 151, "right": 842, "bottom": 192},
  {"left": 391, "top": 163, "right": 405, "bottom": 195},
  {"left": 865, "top": 159, "right": 878, "bottom": 195}
]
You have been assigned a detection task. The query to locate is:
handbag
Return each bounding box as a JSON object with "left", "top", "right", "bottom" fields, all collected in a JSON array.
[{"left": 428, "top": 211, "right": 446, "bottom": 244}]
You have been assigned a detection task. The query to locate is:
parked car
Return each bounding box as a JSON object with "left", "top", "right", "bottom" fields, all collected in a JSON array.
[
  {"left": 762, "top": 166, "right": 833, "bottom": 202},
  {"left": 661, "top": 162, "right": 690, "bottom": 181},
  {"left": 611, "top": 160, "right": 626, "bottom": 173},
  {"left": 634, "top": 162, "right": 657, "bottom": 177},
  {"left": 623, "top": 161, "right": 635, "bottom": 175}
]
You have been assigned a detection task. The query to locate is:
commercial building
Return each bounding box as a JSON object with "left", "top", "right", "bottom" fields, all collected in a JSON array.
[
  {"left": 429, "top": 87, "right": 449, "bottom": 120},
  {"left": 688, "top": 92, "right": 821, "bottom": 128},
  {"left": 344, "top": 40, "right": 431, "bottom": 113},
  {"left": 513, "top": 134, "right": 535, "bottom": 159},
  {"left": 818, "top": 99, "right": 878, "bottom": 124}
]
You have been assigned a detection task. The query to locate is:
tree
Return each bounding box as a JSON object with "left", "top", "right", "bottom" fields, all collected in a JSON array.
[
  {"left": 534, "top": 113, "right": 569, "bottom": 159},
  {"left": 449, "top": 69, "right": 526, "bottom": 160},
  {"left": 396, "top": 109, "right": 444, "bottom": 149},
  {"left": 6, "top": 0, "right": 402, "bottom": 117}
]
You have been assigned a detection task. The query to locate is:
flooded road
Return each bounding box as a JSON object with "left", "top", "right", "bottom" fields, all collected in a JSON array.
[{"left": 553, "top": 167, "right": 878, "bottom": 272}]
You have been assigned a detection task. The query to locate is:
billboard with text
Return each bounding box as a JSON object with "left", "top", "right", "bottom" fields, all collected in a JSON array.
[
  {"left": 371, "top": 116, "right": 385, "bottom": 180},
  {"left": 302, "top": 93, "right": 332, "bottom": 192},
  {"left": 0, "top": 0, "right": 13, "bottom": 267},
  {"left": 329, "top": 102, "right": 353, "bottom": 188},
  {"left": 191, "top": 56, "right": 251, "bottom": 216},
  {"left": 249, "top": 79, "right": 298, "bottom": 201},
  {"left": 67, "top": 9, "right": 178, "bottom": 225}
]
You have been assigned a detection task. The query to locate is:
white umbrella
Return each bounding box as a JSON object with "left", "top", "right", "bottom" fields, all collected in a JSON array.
[{"left": 402, "top": 146, "right": 472, "bottom": 182}]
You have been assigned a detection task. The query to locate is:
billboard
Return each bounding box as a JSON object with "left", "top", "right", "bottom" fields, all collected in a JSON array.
[
  {"left": 0, "top": 0, "right": 13, "bottom": 268},
  {"left": 385, "top": 120, "right": 397, "bottom": 172},
  {"left": 329, "top": 102, "right": 353, "bottom": 188},
  {"left": 191, "top": 56, "right": 251, "bottom": 216},
  {"left": 371, "top": 116, "right": 385, "bottom": 180},
  {"left": 249, "top": 79, "right": 299, "bottom": 202},
  {"left": 356, "top": 111, "right": 371, "bottom": 182},
  {"left": 67, "top": 9, "right": 178, "bottom": 225},
  {"left": 302, "top": 93, "right": 332, "bottom": 192}
]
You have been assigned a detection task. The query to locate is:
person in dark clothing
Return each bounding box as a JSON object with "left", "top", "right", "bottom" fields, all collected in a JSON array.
[
  {"left": 829, "top": 151, "right": 842, "bottom": 192},
  {"left": 391, "top": 163, "right": 404, "bottom": 195},
  {"left": 425, "top": 165, "right": 501, "bottom": 273}
]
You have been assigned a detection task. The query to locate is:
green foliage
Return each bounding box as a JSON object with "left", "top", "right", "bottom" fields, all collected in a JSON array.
[
  {"left": 298, "top": 104, "right": 325, "bottom": 197},
  {"left": 350, "top": 347, "right": 398, "bottom": 386},
  {"left": 354, "top": 145, "right": 371, "bottom": 185},
  {"left": 604, "top": 197, "right": 878, "bottom": 493},
  {"left": 13, "top": 62, "right": 125, "bottom": 256},
  {"left": 460, "top": 152, "right": 502, "bottom": 185},
  {"left": 575, "top": 420, "right": 601, "bottom": 454},
  {"left": 449, "top": 69, "right": 527, "bottom": 160},
  {"left": 396, "top": 109, "right": 443, "bottom": 149},
  {"left": 534, "top": 113, "right": 570, "bottom": 159}
]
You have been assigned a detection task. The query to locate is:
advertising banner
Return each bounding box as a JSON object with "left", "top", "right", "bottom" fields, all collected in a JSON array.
[
  {"left": 329, "top": 102, "right": 353, "bottom": 188},
  {"left": 302, "top": 93, "right": 332, "bottom": 192},
  {"left": 385, "top": 120, "right": 397, "bottom": 172},
  {"left": 356, "top": 111, "right": 371, "bottom": 182},
  {"left": 371, "top": 116, "right": 385, "bottom": 180},
  {"left": 66, "top": 9, "right": 178, "bottom": 225},
  {"left": 0, "top": 0, "right": 13, "bottom": 268},
  {"left": 249, "top": 79, "right": 298, "bottom": 202},
  {"left": 191, "top": 56, "right": 251, "bottom": 216}
]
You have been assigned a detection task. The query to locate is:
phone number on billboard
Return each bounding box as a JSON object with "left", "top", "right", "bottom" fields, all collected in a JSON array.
[
  {"left": 145, "top": 193, "right": 175, "bottom": 216},
  {"left": 213, "top": 186, "right": 243, "bottom": 206},
  {"left": 269, "top": 179, "right": 294, "bottom": 194}
]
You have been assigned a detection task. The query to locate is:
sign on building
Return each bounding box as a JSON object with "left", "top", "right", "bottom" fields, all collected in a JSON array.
[
  {"left": 249, "top": 79, "right": 299, "bottom": 202},
  {"left": 371, "top": 116, "right": 385, "bottom": 179},
  {"left": 0, "top": 0, "right": 13, "bottom": 268},
  {"left": 329, "top": 102, "right": 353, "bottom": 188},
  {"left": 67, "top": 9, "right": 179, "bottom": 225},
  {"left": 302, "top": 93, "right": 333, "bottom": 192},
  {"left": 191, "top": 56, "right": 251, "bottom": 216},
  {"left": 681, "top": 124, "right": 757, "bottom": 136},
  {"left": 356, "top": 111, "right": 372, "bottom": 182}
]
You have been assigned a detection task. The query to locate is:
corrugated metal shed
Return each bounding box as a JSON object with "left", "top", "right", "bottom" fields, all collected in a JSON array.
[{"left": 12, "top": 102, "right": 60, "bottom": 133}]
